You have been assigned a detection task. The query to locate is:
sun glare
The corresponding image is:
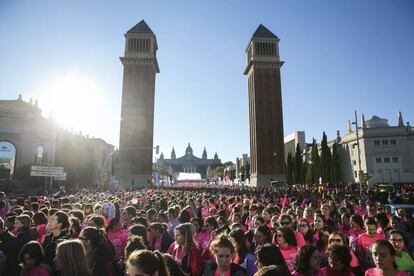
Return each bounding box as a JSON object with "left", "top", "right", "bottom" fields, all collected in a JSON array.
[{"left": 39, "top": 74, "right": 105, "bottom": 135}]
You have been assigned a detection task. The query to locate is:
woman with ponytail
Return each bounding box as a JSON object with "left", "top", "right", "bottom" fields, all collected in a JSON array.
[
  {"left": 126, "top": 249, "right": 170, "bottom": 276},
  {"left": 78, "top": 226, "right": 115, "bottom": 276},
  {"left": 43, "top": 211, "right": 70, "bottom": 276}
]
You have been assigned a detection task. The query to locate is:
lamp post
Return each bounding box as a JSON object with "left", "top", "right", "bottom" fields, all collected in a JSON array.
[{"left": 352, "top": 110, "right": 363, "bottom": 192}]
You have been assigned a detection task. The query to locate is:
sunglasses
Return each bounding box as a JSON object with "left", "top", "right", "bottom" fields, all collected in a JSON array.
[
  {"left": 280, "top": 221, "right": 290, "bottom": 225},
  {"left": 329, "top": 239, "right": 342, "bottom": 243},
  {"left": 299, "top": 224, "right": 308, "bottom": 228}
]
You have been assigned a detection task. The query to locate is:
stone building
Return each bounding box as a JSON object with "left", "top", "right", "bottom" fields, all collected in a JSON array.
[
  {"left": 287, "top": 112, "right": 414, "bottom": 185},
  {"left": 156, "top": 143, "right": 222, "bottom": 178},
  {"left": 0, "top": 96, "right": 114, "bottom": 189},
  {"left": 334, "top": 113, "right": 414, "bottom": 184}
]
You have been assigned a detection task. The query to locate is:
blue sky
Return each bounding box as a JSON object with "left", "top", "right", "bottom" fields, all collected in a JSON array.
[{"left": 0, "top": 1, "right": 413, "bottom": 162}]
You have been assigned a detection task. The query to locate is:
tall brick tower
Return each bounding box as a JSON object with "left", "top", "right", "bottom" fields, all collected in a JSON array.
[
  {"left": 117, "top": 20, "right": 159, "bottom": 187},
  {"left": 244, "top": 24, "right": 286, "bottom": 186}
]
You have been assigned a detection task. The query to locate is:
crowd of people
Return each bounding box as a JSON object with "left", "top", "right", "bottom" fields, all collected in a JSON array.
[{"left": 0, "top": 183, "right": 413, "bottom": 276}]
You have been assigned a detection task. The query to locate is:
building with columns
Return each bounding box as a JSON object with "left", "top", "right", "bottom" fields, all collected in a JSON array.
[
  {"left": 285, "top": 112, "right": 414, "bottom": 185},
  {"left": 334, "top": 113, "right": 414, "bottom": 184},
  {"left": 244, "top": 24, "right": 286, "bottom": 186},
  {"left": 156, "top": 143, "right": 222, "bottom": 178}
]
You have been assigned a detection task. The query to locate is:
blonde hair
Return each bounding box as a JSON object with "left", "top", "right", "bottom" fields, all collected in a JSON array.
[
  {"left": 175, "top": 222, "right": 197, "bottom": 251},
  {"left": 56, "top": 240, "right": 92, "bottom": 276}
]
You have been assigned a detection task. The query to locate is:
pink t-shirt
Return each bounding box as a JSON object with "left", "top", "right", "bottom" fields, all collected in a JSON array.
[
  {"left": 26, "top": 267, "right": 50, "bottom": 276},
  {"left": 295, "top": 231, "right": 306, "bottom": 248},
  {"left": 365, "top": 268, "right": 409, "bottom": 276},
  {"left": 107, "top": 230, "right": 126, "bottom": 260},
  {"left": 279, "top": 245, "right": 297, "bottom": 272},
  {"left": 353, "top": 233, "right": 384, "bottom": 267},
  {"left": 167, "top": 242, "right": 186, "bottom": 265},
  {"left": 202, "top": 208, "right": 209, "bottom": 220},
  {"left": 214, "top": 268, "right": 231, "bottom": 276},
  {"left": 350, "top": 250, "right": 360, "bottom": 268},
  {"left": 36, "top": 224, "right": 47, "bottom": 244}
]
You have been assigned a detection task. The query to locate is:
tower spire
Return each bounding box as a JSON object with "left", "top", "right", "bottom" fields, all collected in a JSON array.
[
  {"left": 398, "top": 111, "right": 405, "bottom": 127},
  {"left": 361, "top": 114, "right": 366, "bottom": 129},
  {"left": 348, "top": 120, "right": 353, "bottom": 134},
  {"left": 202, "top": 147, "right": 207, "bottom": 159}
]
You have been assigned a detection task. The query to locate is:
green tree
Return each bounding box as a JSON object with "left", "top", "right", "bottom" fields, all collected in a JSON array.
[
  {"left": 331, "top": 142, "right": 341, "bottom": 183},
  {"left": 294, "top": 143, "right": 303, "bottom": 184},
  {"left": 208, "top": 166, "right": 224, "bottom": 178},
  {"left": 320, "top": 132, "right": 332, "bottom": 182},
  {"left": 306, "top": 139, "right": 320, "bottom": 184},
  {"left": 286, "top": 153, "right": 293, "bottom": 185}
]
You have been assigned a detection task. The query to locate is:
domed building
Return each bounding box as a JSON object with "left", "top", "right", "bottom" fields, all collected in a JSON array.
[{"left": 156, "top": 143, "right": 222, "bottom": 178}]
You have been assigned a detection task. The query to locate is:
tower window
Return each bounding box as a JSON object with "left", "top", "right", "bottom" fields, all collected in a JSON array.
[
  {"left": 128, "top": 38, "right": 151, "bottom": 52},
  {"left": 382, "top": 140, "right": 388, "bottom": 145},
  {"left": 384, "top": 157, "right": 390, "bottom": 163},
  {"left": 392, "top": 157, "right": 398, "bottom": 163},
  {"left": 390, "top": 139, "right": 396, "bottom": 145},
  {"left": 375, "top": 158, "right": 381, "bottom": 163},
  {"left": 374, "top": 140, "right": 380, "bottom": 146},
  {"left": 255, "top": 42, "right": 276, "bottom": 56}
]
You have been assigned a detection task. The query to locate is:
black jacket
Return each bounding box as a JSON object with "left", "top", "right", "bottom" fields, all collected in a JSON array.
[
  {"left": 16, "top": 228, "right": 39, "bottom": 253},
  {"left": 0, "top": 229, "right": 20, "bottom": 275},
  {"left": 43, "top": 230, "right": 70, "bottom": 276}
]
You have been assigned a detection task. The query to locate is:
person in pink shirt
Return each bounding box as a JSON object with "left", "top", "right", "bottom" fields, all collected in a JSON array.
[
  {"left": 328, "top": 232, "right": 361, "bottom": 276},
  {"left": 275, "top": 227, "right": 298, "bottom": 272},
  {"left": 303, "top": 207, "right": 315, "bottom": 226},
  {"left": 191, "top": 217, "right": 205, "bottom": 249},
  {"left": 106, "top": 217, "right": 126, "bottom": 262},
  {"left": 201, "top": 200, "right": 210, "bottom": 221},
  {"left": 201, "top": 216, "right": 219, "bottom": 252},
  {"left": 167, "top": 223, "right": 202, "bottom": 276},
  {"left": 320, "top": 244, "right": 355, "bottom": 276},
  {"left": 352, "top": 217, "right": 385, "bottom": 270},
  {"left": 365, "top": 240, "right": 409, "bottom": 276},
  {"left": 349, "top": 215, "right": 365, "bottom": 245},
  {"left": 298, "top": 218, "right": 315, "bottom": 245},
  {"left": 33, "top": 212, "right": 48, "bottom": 244},
  {"left": 229, "top": 213, "right": 246, "bottom": 232},
  {"left": 262, "top": 207, "right": 275, "bottom": 227},
  {"left": 355, "top": 200, "right": 367, "bottom": 218},
  {"left": 245, "top": 204, "right": 259, "bottom": 230},
  {"left": 279, "top": 214, "right": 306, "bottom": 248},
  {"left": 338, "top": 213, "right": 352, "bottom": 239}
]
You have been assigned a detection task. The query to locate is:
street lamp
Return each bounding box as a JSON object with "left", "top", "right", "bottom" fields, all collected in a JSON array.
[{"left": 351, "top": 110, "right": 363, "bottom": 191}]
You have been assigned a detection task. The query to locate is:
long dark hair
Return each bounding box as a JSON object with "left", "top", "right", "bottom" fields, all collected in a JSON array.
[
  {"left": 229, "top": 228, "right": 248, "bottom": 263},
  {"left": 277, "top": 227, "right": 297, "bottom": 247},
  {"left": 294, "top": 245, "right": 318, "bottom": 275},
  {"left": 255, "top": 243, "right": 289, "bottom": 272},
  {"left": 19, "top": 241, "right": 44, "bottom": 267},
  {"left": 298, "top": 218, "right": 313, "bottom": 244},
  {"left": 255, "top": 225, "right": 272, "bottom": 243}
]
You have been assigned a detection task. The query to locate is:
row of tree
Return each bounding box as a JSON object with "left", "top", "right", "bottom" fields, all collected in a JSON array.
[{"left": 286, "top": 132, "right": 341, "bottom": 185}]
